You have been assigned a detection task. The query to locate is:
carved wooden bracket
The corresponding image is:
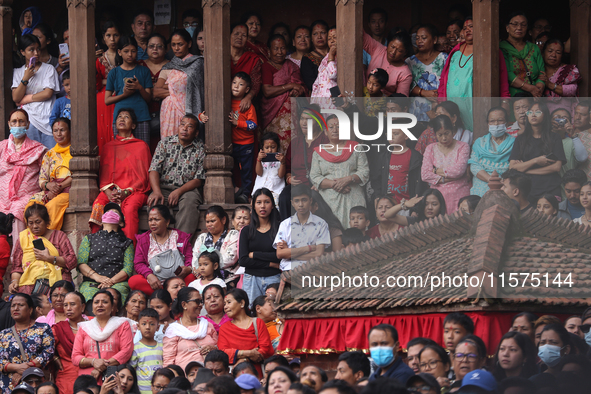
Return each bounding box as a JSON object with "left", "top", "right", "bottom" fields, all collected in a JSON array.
[
  {"left": 202, "top": 0, "right": 230, "bottom": 7},
  {"left": 66, "top": 0, "right": 95, "bottom": 8},
  {"left": 0, "top": 6, "right": 12, "bottom": 17},
  {"left": 335, "top": 0, "right": 363, "bottom": 5},
  {"left": 570, "top": 0, "right": 591, "bottom": 6}
]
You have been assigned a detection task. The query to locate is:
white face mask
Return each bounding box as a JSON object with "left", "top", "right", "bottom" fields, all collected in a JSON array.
[{"left": 489, "top": 124, "right": 507, "bottom": 138}]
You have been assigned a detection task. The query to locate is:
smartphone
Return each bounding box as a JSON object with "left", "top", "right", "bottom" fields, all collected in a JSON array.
[
  {"left": 103, "top": 366, "right": 118, "bottom": 381},
  {"left": 33, "top": 239, "right": 45, "bottom": 250},
  {"left": 28, "top": 56, "right": 37, "bottom": 69},
  {"left": 546, "top": 153, "right": 558, "bottom": 160},
  {"left": 59, "top": 43, "right": 69, "bottom": 58},
  {"left": 174, "top": 266, "right": 183, "bottom": 276},
  {"left": 262, "top": 152, "right": 279, "bottom": 162},
  {"left": 330, "top": 86, "right": 344, "bottom": 107}
]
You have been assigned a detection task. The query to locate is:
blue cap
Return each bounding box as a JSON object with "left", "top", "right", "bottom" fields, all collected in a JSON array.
[
  {"left": 461, "top": 369, "right": 497, "bottom": 392},
  {"left": 235, "top": 373, "right": 262, "bottom": 390}
]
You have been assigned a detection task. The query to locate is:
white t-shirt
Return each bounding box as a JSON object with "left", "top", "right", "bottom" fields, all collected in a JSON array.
[{"left": 12, "top": 63, "right": 60, "bottom": 135}]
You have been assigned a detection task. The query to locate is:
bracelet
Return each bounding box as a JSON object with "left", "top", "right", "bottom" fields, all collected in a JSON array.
[
  {"left": 419, "top": 88, "right": 423, "bottom": 97},
  {"left": 308, "top": 245, "right": 312, "bottom": 252},
  {"left": 511, "top": 76, "right": 518, "bottom": 85},
  {"left": 519, "top": 81, "right": 525, "bottom": 89},
  {"left": 282, "top": 85, "right": 285, "bottom": 90}
]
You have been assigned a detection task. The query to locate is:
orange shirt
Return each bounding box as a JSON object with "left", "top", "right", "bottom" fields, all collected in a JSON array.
[
  {"left": 266, "top": 320, "right": 280, "bottom": 342},
  {"left": 231, "top": 98, "right": 257, "bottom": 145}
]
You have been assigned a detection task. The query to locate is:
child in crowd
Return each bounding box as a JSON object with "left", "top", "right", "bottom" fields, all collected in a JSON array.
[
  {"left": 253, "top": 132, "right": 286, "bottom": 206},
  {"left": 105, "top": 35, "right": 153, "bottom": 146},
  {"left": 341, "top": 228, "right": 369, "bottom": 247},
  {"left": 443, "top": 312, "right": 474, "bottom": 354},
  {"left": 230, "top": 72, "right": 258, "bottom": 202},
  {"left": 364, "top": 68, "right": 389, "bottom": 117},
  {"left": 189, "top": 250, "right": 227, "bottom": 294},
  {"left": 536, "top": 195, "right": 559, "bottom": 216},
  {"left": 130, "top": 308, "right": 163, "bottom": 394},
  {"left": 253, "top": 295, "right": 283, "bottom": 351},
  {"left": 50, "top": 70, "right": 71, "bottom": 125},
  {"left": 232, "top": 205, "right": 251, "bottom": 232},
  {"left": 349, "top": 206, "right": 371, "bottom": 236},
  {"left": 274, "top": 184, "right": 331, "bottom": 271},
  {"left": 265, "top": 283, "right": 280, "bottom": 300},
  {"left": 458, "top": 195, "right": 481, "bottom": 215},
  {"left": 147, "top": 290, "right": 174, "bottom": 343}
]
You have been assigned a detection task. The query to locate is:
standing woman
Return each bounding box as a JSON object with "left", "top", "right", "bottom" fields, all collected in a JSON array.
[
  {"left": 540, "top": 39, "right": 580, "bottom": 100},
  {"left": 241, "top": 12, "right": 269, "bottom": 61},
  {"left": 122, "top": 290, "right": 147, "bottom": 323},
  {"left": 0, "top": 293, "right": 54, "bottom": 394},
  {"left": 311, "top": 27, "right": 337, "bottom": 103},
  {"left": 300, "top": 20, "right": 330, "bottom": 92},
  {"left": 367, "top": 195, "right": 401, "bottom": 239},
  {"left": 286, "top": 26, "right": 311, "bottom": 67},
  {"left": 230, "top": 24, "right": 262, "bottom": 112},
  {"left": 36, "top": 280, "right": 74, "bottom": 326},
  {"left": 575, "top": 182, "right": 591, "bottom": 226},
  {"left": 52, "top": 292, "right": 88, "bottom": 394},
  {"left": 201, "top": 284, "right": 231, "bottom": 334},
  {"left": 500, "top": 12, "right": 546, "bottom": 97},
  {"left": 31, "top": 23, "right": 59, "bottom": 69},
  {"left": 96, "top": 21, "right": 120, "bottom": 153}
]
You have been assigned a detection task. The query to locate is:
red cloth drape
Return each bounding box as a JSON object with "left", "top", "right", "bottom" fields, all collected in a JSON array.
[{"left": 99, "top": 136, "right": 152, "bottom": 193}]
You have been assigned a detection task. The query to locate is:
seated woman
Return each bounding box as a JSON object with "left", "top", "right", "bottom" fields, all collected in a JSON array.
[
  {"left": 89, "top": 108, "right": 152, "bottom": 242},
  {"left": 77, "top": 202, "right": 134, "bottom": 303},
  {"left": 27, "top": 118, "right": 72, "bottom": 230},
  {"left": 130, "top": 205, "right": 194, "bottom": 296},
  {"left": 421, "top": 116, "right": 470, "bottom": 214},
  {"left": 36, "top": 280, "right": 75, "bottom": 326},
  {"left": 384, "top": 188, "right": 447, "bottom": 226},
  {"left": 200, "top": 284, "right": 230, "bottom": 333},
  {"left": 163, "top": 277, "right": 186, "bottom": 301},
  {"left": 468, "top": 107, "right": 515, "bottom": 197},
  {"left": 8, "top": 203, "right": 77, "bottom": 295},
  {"left": 122, "top": 290, "right": 147, "bottom": 323},
  {"left": 367, "top": 195, "right": 401, "bottom": 239}
]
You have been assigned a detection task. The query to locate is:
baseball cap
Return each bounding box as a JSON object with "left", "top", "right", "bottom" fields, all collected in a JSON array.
[
  {"left": 407, "top": 373, "right": 441, "bottom": 392},
  {"left": 461, "top": 369, "right": 498, "bottom": 392},
  {"left": 22, "top": 367, "right": 45, "bottom": 381},
  {"left": 12, "top": 383, "right": 35, "bottom": 394},
  {"left": 235, "top": 373, "right": 262, "bottom": 390}
]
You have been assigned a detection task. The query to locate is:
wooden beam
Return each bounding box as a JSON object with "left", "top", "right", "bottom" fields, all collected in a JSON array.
[
  {"left": 0, "top": 0, "right": 13, "bottom": 139},
  {"left": 202, "top": 0, "right": 234, "bottom": 204},
  {"left": 336, "top": 0, "right": 364, "bottom": 97},
  {"left": 570, "top": 0, "right": 591, "bottom": 96}
]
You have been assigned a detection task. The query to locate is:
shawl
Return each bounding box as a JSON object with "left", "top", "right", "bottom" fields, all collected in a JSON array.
[
  {"left": 18, "top": 229, "right": 61, "bottom": 286},
  {"left": 499, "top": 40, "right": 538, "bottom": 84},
  {"left": 201, "top": 314, "right": 231, "bottom": 333},
  {"left": 5, "top": 135, "right": 46, "bottom": 200},
  {"left": 468, "top": 133, "right": 515, "bottom": 168},
  {"left": 78, "top": 316, "right": 130, "bottom": 342},
  {"left": 245, "top": 40, "right": 269, "bottom": 61},
  {"left": 303, "top": 52, "right": 324, "bottom": 67},
  {"left": 20, "top": 7, "right": 41, "bottom": 35},
  {"left": 53, "top": 320, "right": 77, "bottom": 355},
  {"left": 99, "top": 136, "right": 151, "bottom": 194},
  {"left": 50, "top": 144, "right": 72, "bottom": 192},
  {"left": 231, "top": 51, "right": 261, "bottom": 78},
  {"left": 162, "top": 54, "right": 204, "bottom": 116},
  {"left": 314, "top": 141, "right": 358, "bottom": 163},
  {"left": 163, "top": 320, "right": 209, "bottom": 340},
  {"left": 261, "top": 60, "right": 301, "bottom": 130},
  {"left": 546, "top": 64, "right": 581, "bottom": 97}
]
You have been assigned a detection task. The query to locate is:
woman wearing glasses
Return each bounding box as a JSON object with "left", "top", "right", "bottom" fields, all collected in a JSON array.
[
  {"left": 162, "top": 287, "right": 218, "bottom": 370},
  {"left": 36, "top": 280, "right": 75, "bottom": 326},
  {"left": 449, "top": 335, "right": 487, "bottom": 390},
  {"left": 417, "top": 344, "right": 451, "bottom": 391},
  {"left": 500, "top": 12, "right": 546, "bottom": 97}
]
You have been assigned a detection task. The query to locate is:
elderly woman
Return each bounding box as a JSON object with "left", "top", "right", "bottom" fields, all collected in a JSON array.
[
  {"left": 540, "top": 39, "right": 580, "bottom": 107},
  {"left": 156, "top": 29, "right": 203, "bottom": 139},
  {"left": 78, "top": 202, "right": 134, "bottom": 303},
  {"left": 72, "top": 290, "right": 134, "bottom": 381},
  {"left": 468, "top": 107, "right": 515, "bottom": 197},
  {"left": 163, "top": 287, "right": 218, "bottom": 370},
  {"left": 96, "top": 21, "right": 120, "bottom": 153},
  {"left": 261, "top": 34, "right": 306, "bottom": 153},
  {"left": 449, "top": 335, "right": 487, "bottom": 388},
  {"left": 286, "top": 25, "right": 311, "bottom": 67},
  {"left": 36, "top": 280, "right": 75, "bottom": 326},
  {"left": 301, "top": 20, "right": 330, "bottom": 92},
  {"left": 122, "top": 290, "right": 147, "bottom": 323},
  {"left": 500, "top": 12, "right": 546, "bottom": 97},
  {"left": 0, "top": 293, "right": 54, "bottom": 394},
  {"left": 89, "top": 109, "right": 152, "bottom": 242},
  {"left": 27, "top": 118, "right": 71, "bottom": 230},
  {"left": 310, "top": 115, "right": 370, "bottom": 229},
  {"left": 201, "top": 284, "right": 231, "bottom": 333},
  {"left": 406, "top": 24, "right": 448, "bottom": 121},
  {"left": 0, "top": 109, "right": 46, "bottom": 254},
  {"left": 8, "top": 203, "right": 77, "bottom": 295},
  {"left": 241, "top": 12, "right": 268, "bottom": 61},
  {"left": 129, "top": 205, "right": 194, "bottom": 296},
  {"left": 421, "top": 116, "right": 470, "bottom": 214},
  {"left": 230, "top": 24, "right": 263, "bottom": 112},
  {"left": 550, "top": 108, "right": 588, "bottom": 179},
  {"left": 53, "top": 292, "right": 88, "bottom": 394},
  {"left": 311, "top": 26, "right": 337, "bottom": 103},
  {"left": 193, "top": 206, "right": 239, "bottom": 286},
  {"left": 218, "top": 289, "right": 273, "bottom": 376}
]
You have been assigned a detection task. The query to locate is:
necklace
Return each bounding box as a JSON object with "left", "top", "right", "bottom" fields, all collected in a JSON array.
[
  {"left": 69, "top": 321, "right": 79, "bottom": 331},
  {"left": 153, "top": 230, "right": 171, "bottom": 245},
  {"left": 458, "top": 44, "right": 473, "bottom": 68}
]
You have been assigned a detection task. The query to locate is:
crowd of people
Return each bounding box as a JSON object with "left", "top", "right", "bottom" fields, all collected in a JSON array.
[{"left": 3, "top": 3, "right": 591, "bottom": 394}]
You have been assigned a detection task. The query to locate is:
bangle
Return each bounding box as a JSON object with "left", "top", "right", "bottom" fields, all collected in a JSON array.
[
  {"left": 308, "top": 245, "right": 312, "bottom": 252},
  {"left": 419, "top": 88, "right": 423, "bottom": 97},
  {"left": 519, "top": 81, "right": 525, "bottom": 89}
]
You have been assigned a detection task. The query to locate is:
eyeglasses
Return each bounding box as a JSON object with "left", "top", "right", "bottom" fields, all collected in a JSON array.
[
  {"left": 508, "top": 22, "right": 527, "bottom": 28},
  {"left": 187, "top": 298, "right": 203, "bottom": 306},
  {"left": 419, "top": 360, "right": 443, "bottom": 370},
  {"left": 408, "top": 386, "right": 434, "bottom": 393},
  {"left": 183, "top": 22, "right": 199, "bottom": 28},
  {"left": 535, "top": 41, "right": 545, "bottom": 46},
  {"left": 580, "top": 324, "right": 591, "bottom": 334},
  {"left": 152, "top": 385, "right": 167, "bottom": 391},
  {"left": 148, "top": 44, "right": 164, "bottom": 50},
  {"left": 526, "top": 110, "right": 542, "bottom": 116},
  {"left": 454, "top": 353, "right": 479, "bottom": 362}
]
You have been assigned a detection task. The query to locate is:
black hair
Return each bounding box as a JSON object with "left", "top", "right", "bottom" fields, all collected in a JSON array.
[
  {"left": 350, "top": 205, "right": 369, "bottom": 219},
  {"left": 576, "top": 100, "right": 591, "bottom": 112},
  {"left": 116, "top": 35, "right": 139, "bottom": 66},
  {"left": 261, "top": 131, "right": 281, "bottom": 148},
  {"left": 248, "top": 188, "right": 281, "bottom": 241},
  {"left": 147, "top": 32, "right": 167, "bottom": 47},
  {"left": 418, "top": 344, "right": 451, "bottom": 368},
  {"left": 184, "top": 361, "right": 203, "bottom": 377},
  {"left": 456, "top": 334, "right": 488, "bottom": 359},
  {"left": 151, "top": 367, "right": 175, "bottom": 385},
  {"left": 123, "top": 290, "right": 147, "bottom": 316},
  {"left": 267, "top": 33, "right": 287, "bottom": 50},
  {"left": 487, "top": 106, "right": 508, "bottom": 123},
  {"left": 458, "top": 195, "right": 481, "bottom": 213},
  {"left": 270, "top": 22, "right": 292, "bottom": 42},
  {"left": 204, "top": 349, "right": 230, "bottom": 369},
  {"left": 198, "top": 250, "right": 223, "bottom": 280},
  {"left": 417, "top": 23, "right": 439, "bottom": 39},
  {"left": 25, "top": 202, "right": 50, "bottom": 225},
  {"left": 149, "top": 289, "right": 173, "bottom": 307},
  {"left": 368, "top": 68, "right": 389, "bottom": 88},
  {"left": 52, "top": 117, "right": 71, "bottom": 132},
  {"left": 447, "top": 19, "right": 464, "bottom": 31},
  {"left": 386, "top": 94, "right": 411, "bottom": 110},
  {"left": 204, "top": 376, "right": 240, "bottom": 394},
  {"left": 230, "top": 23, "right": 248, "bottom": 36},
  {"left": 338, "top": 351, "right": 371, "bottom": 377},
  {"left": 341, "top": 228, "right": 369, "bottom": 247},
  {"left": 266, "top": 283, "right": 280, "bottom": 292},
  {"left": 181, "top": 8, "right": 202, "bottom": 24},
  {"left": 116, "top": 107, "right": 138, "bottom": 127},
  {"left": 62, "top": 70, "right": 70, "bottom": 81},
  {"left": 37, "top": 382, "right": 59, "bottom": 394},
  {"left": 291, "top": 184, "right": 313, "bottom": 199},
  {"left": 520, "top": 101, "right": 553, "bottom": 157},
  {"left": 163, "top": 277, "right": 185, "bottom": 297},
  {"left": 310, "top": 190, "right": 344, "bottom": 232},
  {"left": 252, "top": 295, "right": 269, "bottom": 318},
  {"left": 148, "top": 204, "right": 176, "bottom": 225},
  {"left": 541, "top": 323, "right": 571, "bottom": 348},
  {"left": 407, "top": 337, "right": 438, "bottom": 349},
  {"left": 101, "top": 20, "right": 120, "bottom": 37},
  {"left": 12, "top": 293, "right": 36, "bottom": 319},
  {"left": 233, "top": 71, "right": 252, "bottom": 87},
  {"left": 225, "top": 288, "right": 251, "bottom": 316},
  {"left": 264, "top": 354, "right": 290, "bottom": 369},
  {"left": 18, "top": 34, "right": 41, "bottom": 52},
  {"left": 116, "top": 364, "right": 140, "bottom": 394},
  {"left": 415, "top": 189, "right": 447, "bottom": 222},
  {"left": 537, "top": 194, "right": 559, "bottom": 214},
  {"left": 498, "top": 377, "right": 536, "bottom": 394},
  {"left": 232, "top": 205, "right": 251, "bottom": 220},
  {"left": 73, "top": 376, "right": 99, "bottom": 394},
  {"left": 50, "top": 280, "right": 75, "bottom": 297},
  {"left": 170, "top": 28, "right": 192, "bottom": 45},
  {"left": 33, "top": 22, "right": 59, "bottom": 57},
  {"left": 65, "top": 291, "right": 86, "bottom": 305},
  {"left": 240, "top": 11, "right": 263, "bottom": 27},
  {"left": 205, "top": 205, "right": 230, "bottom": 232},
  {"left": 107, "top": 287, "right": 123, "bottom": 313},
  {"left": 92, "top": 289, "right": 115, "bottom": 307},
  {"left": 231, "top": 361, "right": 258, "bottom": 378},
  {"left": 293, "top": 25, "right": 311, "bottom": 38},
  {"left": 310, "top": 20, "right": 329, "bottom": 35},
  {"left": 501, "top": 169, "right": 532, "bottom": 199},
  {"left": 138, "top": 307, "right": 159, "bottom": 321},
  {"left": 289, "top": 383, "right": 315, "bottom": 394},
  {"left": 265, "top": 367, "right": 298, "bottom": 392},
  {"left": 167, "top": 377, "right": 191, "bottom": 391},
  {"left": 567, "top": 332, "right": 588, "bottom": 356},
  {"left": 132, "top": 9, "right": 153, "bottom": 24},
  {"left": 558, "top": 353, "right": 591, "bottom": 371},
  {"left": 429, "top": 114, "right": 455, "bottom": 135},
  {"left": 444, "top": 312, "right": 475, "bottom": 334},
  {"left": 368, "top": 7, "right": 388, "bottom": 23},
  {"left": 172, "top": 287, "right": 200, "bottom": 317},
  {"left": 368, "top": 323, "right": 399, "bottom": 342},
  {"left": 202, "top": 284, "right": 225, "bottom": 301},
  {"left": 506, "top": 11, "right": 528, "bottom": 26},
  {"left": 319, "top": 380, "right": 357, "bottom": 394},
  {"left": 165, "top": 364, "right": 186, "bottom": 378},
  {"left": 359, "top": 378, "right": 408, "bottom": 394},
  {"left": 386, "top": 31, "right": 413, "bottom": 57},
  {"left": 437, "top": 101, "right": 466, "bottom": 130},
  {"left": 562, "top": 169, "right": 587, "bottom": 186},
  {"left": 0, "top": 212, "right": 14, "bottom": 236}
]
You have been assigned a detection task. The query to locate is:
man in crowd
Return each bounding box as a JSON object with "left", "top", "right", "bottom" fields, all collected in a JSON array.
[
  {"left": 558, "top": 169, "right": 587, "bottom": 220},
  {"left": 368, "top": 323, "right": 414, "bottom": 382},
  {"left": 501, "top": 169, "right": 533, "bottom": 214},
  {"left": 131, "top": 9, "right": 155, "bottom": 60},
  {"left": 335, "top": 351, "right": 371, "bottom": 386},
  {"left": 574, "top": 101, "right": 591, "bottom": 179}
]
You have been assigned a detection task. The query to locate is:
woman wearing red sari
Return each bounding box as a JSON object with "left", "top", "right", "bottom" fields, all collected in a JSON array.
[
  {"left": 261, "top": 35, "right": 306, "bottom": 153},
  {"left": 96, "top": 21, "right": 120, "bottom": 154},
  {"left": 231, "top": 24, "right": 262, "bottom": 112},
  {"left": 241, "top": 11, "right": 269, "bottom": 61},
  {"left": 89, "top": 108, "right": 151, "bottom": 244}
]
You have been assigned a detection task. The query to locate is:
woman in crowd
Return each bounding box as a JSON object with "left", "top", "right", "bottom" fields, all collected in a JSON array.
[
  {"left": 310, "top": 190, "right": 344, "bottom": 252},
  {"left": 509, "top": 102, "right": 566, "bottom": 203},
  {"left": 265, "top": 367, "right": 299, "bottom": 394},
  {"left": 406, "top": 24, "right": 448, "bottom": 121},
  {"left": 78, "top": 202, "right": 134, "bottom": 303},
  {"left": 218, "top": 289, "right": 273, "bottom": 376},
  {"left": 32, "top": 293, "right": 52, "bottom": 318},
  {"left": 164, "top": 277, "right": 186, "bottom": 301},
  {"left": 445, "top": 20, "right": 462, "bottom": 50},
  {"left": 500, "top": 12, "right": 546, "bottom": 97},
  {"left": 367, "top": 195, "right": 401, "bottom": 239},
  {"left": 230, "top": 23, "right": 262, "bottom": 112},
  {"left": 421, "top": 115, "right": 470, "bottom": 214},
  {"left": 27, "top": 118, "right": 72, "bottom": 230},
  {"left": 534, "top": 315, "right": 561, "bottom": 347},
  {"left": 300, "top": 20, "right": 330, "bottom": 92},
  {"left": 536, "top": 195, "right": 559, "bottom": 216},
  {"left": 89, "top": 109, "right": 152, "bottom": 242},
  {"left": 122, "top": 290, "right": 147, "bottom": 323},
  {"left": 510, "top": 312, "right": 537, "bottom": 346},
  {"left": 417, "top": 344, "right": 450, "bottom": 389},
  {"left": 540, "top": 39, "right": 580, "bottom": 100},
  {"left": 193, "top": 206, "right": 240, "bottom": 286},
  {"left": 201, "top": 284, "right": 231, "bottom": 333},
  {"left": 261, "top": 34, "right": 306, "bottom": 153},
  {"left": 19, "top": 7, "right": 41, "bottom": 36},
  {"left": 451, "top": 335, "right": 488, "bottom": 387},
  {"left": 550, "top": 108, "right": 587, "bottom": 178},
  {"left": 415, "top": 101, "right": 472, "bottom": 154},
  {"left": 311, "top": 27, "right": 337, "bottom": 103},
  {"left": 72, "top": 290, "right": 134, "bottom": 380},
  {"left": 564, "top": 316, "right": 582, "bottom": 336},
  {"left": 151, "top": 368, "right": 174, "bottom": 394},
  {"left": 36, "top": 280, "right": 74, "bottom": 326},
  {"left": 242, "top": 12, "right": 268, "bottom": 60},
  {"left": 492, "top": 331, "right": 538, "bottom": 381},
  {"left": 253, "top": 295, "right": 281, "bottom": 350},
  {"left": 536, "top": 324, "right": 572, "bottom": 376},
  {"left": 163, "top": 287, "right": 218, "bottom": 369},
  {"left": 156, "top": 29, "right": 204, "bottom": 139},
  {"left": 32, "top": 23, "right": 59, "bottom": 69},
  {"left": 96, "top": 21, "right": 120, "bottom": 153},
  {"left": 363, "top": 30, "right": 413, "bottom": 96},
  {"left": 53, "top": 291, "right": 88, "bottom": 394},
  {"left": 130, "top": 205, "right": 194, "bottom": 296},
  {"left": 286, "top": 25, "right": 311, "bottom": 67},
  {"left": 469, "top": 107, "right": 515, "bottom": 197},
  {"left": 0, "top": 293, "right": 54, "bottom": 394},
  {"left": 9, "top": 203, "right": 77, "bottom": 295},
  {"left": 458, "top": 195, "right": 481, "bottom": 214},
  {"left": 573, "top": 181, "right": 591, "bottom": 226},
  {"left": 110, "top": 365, "right": 140, "bottom": 394},
  {"left": 270, "top": 22, "right": 292, "bottom": 51},
  {"left": 310, "top": 114, "right": 370, "bottom": 229},
  {"left": 238, "top": 188, "right": 282, "bottom": 303},
  {"left": 147, "top": 289, "right": 174, "bottom": 342},
  {"left": 12, "top": 34, "right": 60, "bottom": 148},
  {"left": 384, "top": 188, "right": 447, "bottom": 226}
]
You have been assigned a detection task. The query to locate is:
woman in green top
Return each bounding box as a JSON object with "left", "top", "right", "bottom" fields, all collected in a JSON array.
[{"left": 500, "top": 12, "right": 545, "bottom": 97}]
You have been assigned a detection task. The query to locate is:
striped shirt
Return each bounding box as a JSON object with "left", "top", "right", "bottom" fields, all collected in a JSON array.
[{"left": 130, "top": 341, "right": 163, "bottom": 394}]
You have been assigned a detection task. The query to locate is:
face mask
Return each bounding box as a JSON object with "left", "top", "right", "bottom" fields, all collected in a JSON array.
[
  {"left": 538, "top": 344, "right": 562, "bottom": 367},
  {"left": 185, "top": 27, "right": 196, "bottom": 37},
  {"left": 10, "top": 127, "right": 27, "bottom": 139},
  {"left": 370, "top": 346, "right": 395, "bottom": 368},
  {"left": 411, "top": 33, "right": 417, "bottom": 47},
  {"left": 101, "top": 210, "right": 121, "bottom": 224},
  {"left": 585, "top": 330, "right": 591, "bottom": 347},
  {"left": 488, "top": 124, "right": 507, "bottom": 138}
]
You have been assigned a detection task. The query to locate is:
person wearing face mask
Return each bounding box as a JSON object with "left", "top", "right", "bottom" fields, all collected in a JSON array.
[
  {"left": 534, "top": 323, "right": 571, "bottom": 379},
  {"left": 367, "top": 324, "right": 414, "bottom": 382},
  {"left": 468, "top": 107, "right": 515, "bottom": 197}
]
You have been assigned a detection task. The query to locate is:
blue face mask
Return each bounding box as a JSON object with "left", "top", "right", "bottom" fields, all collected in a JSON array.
[
  {"left": 370, "top": 346, "right": 395, "bottom": 368},
  {"left": 584, "top": 330, "right": 591, "bottom": 347},
  {"left": 538, "top": 344, "right": 562, "bottom": 367},
  {"left": 489, "top": 124, "right": 507, "bottom": 138},
  {"left": 185, "top": 27, "right": 196, "bottom": 37},
  {"left": 10, "top": 127, "right": 27, "bottom": 139}
]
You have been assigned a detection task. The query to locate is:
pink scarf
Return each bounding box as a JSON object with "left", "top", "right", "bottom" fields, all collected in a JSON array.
[
  {"left": 314, "top": 141, "right": 358, "bottom": 163},
  {"left": 5, "top": 135, "right": 46, "bottom": 200},
  {"left": 261, "top": 60, "right": 302, "bottom": 130}
]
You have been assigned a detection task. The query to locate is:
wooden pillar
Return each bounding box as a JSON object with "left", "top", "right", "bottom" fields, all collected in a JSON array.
[
  {"left": 202, "top": 0, "right": 234, "bottom": 204},
  {"left": 570, "top": 0, "right": 591, "bottom": 96},
  {"left": 336, "top": 0, "right": 364, "bottom": 97},
  {"left": 0, "top": 0, "right": 13, "bottom": 139}
]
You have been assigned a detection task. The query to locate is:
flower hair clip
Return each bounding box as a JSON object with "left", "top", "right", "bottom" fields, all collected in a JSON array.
[{"left": 370, "top": 68, "right": 378, "bottom": 75}]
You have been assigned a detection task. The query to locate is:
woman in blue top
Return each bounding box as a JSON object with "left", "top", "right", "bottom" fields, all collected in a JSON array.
[{"left": 105, "top": 35, "right": 153, "bottom": 146}]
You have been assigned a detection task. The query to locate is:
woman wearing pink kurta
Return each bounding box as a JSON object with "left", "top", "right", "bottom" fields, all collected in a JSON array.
[
  {"left": 363, "top": 31, "right": 412, "bottom": 96},
  {"left": 163, "top": 287, "right": 218, "bottom": 370},
  {"left": 421, "top": 115, "right": 471, "bottom": 214}
]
